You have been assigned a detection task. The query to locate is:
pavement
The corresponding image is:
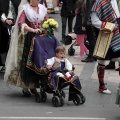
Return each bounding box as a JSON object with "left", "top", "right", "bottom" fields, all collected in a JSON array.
[{"left": 0, "top": 13, "right": 119, "bottom": 120}]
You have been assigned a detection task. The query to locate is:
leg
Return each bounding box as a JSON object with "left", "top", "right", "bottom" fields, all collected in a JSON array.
[
  {"left": 97, "top": 60, "right": 111, "bottom": 94},
  {"left": 105, "top": 61, "right": 115, "bottom": 69},
  {"left": 61, "top": 16, "right": 67, "bottom": 40},
  {"left": 68, "top": 16, "right": 74, "bottom": 33},
  {"left": 81, "top": 26, "right": 97, "bottom": 62}
]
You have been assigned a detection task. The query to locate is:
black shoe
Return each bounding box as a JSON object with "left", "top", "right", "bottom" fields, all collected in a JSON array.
[
  {"left": 105, "top": 65, "right": 115, "bottom": 69},
  {"left": 60, "top": 39, "right": 65, "bottom": 43},
  {"left": 22, "top": 90, "right": 31, "bottom": 97},
  {"left": 30, "top": 89, "right": 37, "bottom": 94},
  {"left": 81, "top": 57, "right": 95, "bottom": 62}
]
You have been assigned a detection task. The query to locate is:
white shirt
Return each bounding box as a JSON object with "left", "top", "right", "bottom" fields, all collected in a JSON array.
[
  {"left": 91, "top": 0, "right": 120, "bottom": 29},
  {"left": 47, "top": 57, "right": 73, "bottom": 71}
]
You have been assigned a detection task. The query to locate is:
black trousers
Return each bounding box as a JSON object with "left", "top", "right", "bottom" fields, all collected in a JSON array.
[
  {"left": 86, "top": 26, "right": 98, "bottom": 57},
  {"left": 61, "top": 16, "right": 74, "bottom": 39}
]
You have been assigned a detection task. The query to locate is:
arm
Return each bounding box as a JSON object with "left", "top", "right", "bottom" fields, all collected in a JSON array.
[
  {"left": 83, "top": 0, "right": 96, "bottom": 27},
  {"left": 18, "top": 11, "right": 41, "bottom": 33},
  {"left": 91, "top": 12, "right": 102, "bottom": 29},
  {"left": 65, "top": 59, "right": 73, "bottom": 74},
  {"left": 46, "top": 57, "right": 55, "bottom": 70}
]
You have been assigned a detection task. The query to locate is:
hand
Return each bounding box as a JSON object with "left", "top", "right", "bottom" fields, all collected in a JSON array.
[
  {"left": 114, "top": 24, "right": 119, "bottom": 31},
  {"left": 59, "top": 3, "right": 62, "bottom": 7},
  {"left": 5, "top": 19, "right": 13, "bottom": 25},
  {"left": 68, "top": 70, "right": 73, "bottom": 74},
  {"left": 47, "top": 65, "right": 52, "bottom": 70},
  {"left": 33, "top": 28, "right": 42, "bottom": 34},
  {"left": 82, "top": 26, "right": 86, "bottom": 31}
]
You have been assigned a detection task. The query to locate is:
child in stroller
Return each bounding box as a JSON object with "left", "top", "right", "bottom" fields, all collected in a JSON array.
[{"left": 37, "top": 46, "right": 85, "bottom": 107}]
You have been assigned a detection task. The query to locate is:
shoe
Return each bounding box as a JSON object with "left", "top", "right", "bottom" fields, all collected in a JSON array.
[
  {"left": 115, "top": 68, "right": 119, "bottom": 71},
  {"left": 98, "top": 88, "right": 111, "bottom": 94},
  {"left": 81, "top": 56, "right": 95, "bottom": 62},
  {"left": 30, "top": 89, "right": 37, "bottom": 94},
  {"left": 60, "top": 39, "right": 64, "bottom": 42},
  {"left": 105, "top": 65, "right": 115, "bottom": 69},
  {"left": 0, "top": 66, "right": 5, "bottom": 73},
  {"left": 22, "top": 90, "right": 31, "bottom": 97}
]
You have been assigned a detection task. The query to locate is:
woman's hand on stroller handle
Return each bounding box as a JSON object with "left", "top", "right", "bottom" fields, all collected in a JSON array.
[{"left": 33, "top": 28, "right": 42, "bottom": 34}]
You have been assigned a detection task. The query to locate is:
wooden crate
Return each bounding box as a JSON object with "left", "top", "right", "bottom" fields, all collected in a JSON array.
[{"left": 93, "top": 31, "right": 113, "bottom": 59}]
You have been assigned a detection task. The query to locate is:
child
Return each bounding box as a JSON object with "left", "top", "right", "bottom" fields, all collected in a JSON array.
[
  {"left": 46, "top": 46, "right": 82, "bottom": 93},
  {"left": 74, "top": 0, "right": 89, "bottom": 58}
]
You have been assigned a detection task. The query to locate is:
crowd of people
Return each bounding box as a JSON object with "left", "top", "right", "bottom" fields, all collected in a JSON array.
[{"left": 0, "top": 0, "right": 120, "bottom": 107}]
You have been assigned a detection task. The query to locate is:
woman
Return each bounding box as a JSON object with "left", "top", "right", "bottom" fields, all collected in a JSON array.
[
  {"left": 59, "top": 0, "right": 77, "bottom": 43},
  {"left": 91, "top": 0, "right": 120, "bottom": 94},
  {"left": 4, "top": 0, "right": 61, "bottom": 97}
]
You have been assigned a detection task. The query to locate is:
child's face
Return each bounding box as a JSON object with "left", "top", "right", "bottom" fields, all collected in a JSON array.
[{"left": 56, "top": 52, "right": 65, "bottom": 59}]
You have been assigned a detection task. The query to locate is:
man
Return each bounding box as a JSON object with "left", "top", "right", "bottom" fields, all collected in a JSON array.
[
  {"left": 0, "top": 0, "right": 21, "bottom": 72},
  {"left": 91, "top": 0, "right": 120, "bottom": 94},
  {"left": 81, "top": 0, "right": 97, "bottom": 62},
  {"left": 105, "top": 0, "right": 120, "bottom": 70}
]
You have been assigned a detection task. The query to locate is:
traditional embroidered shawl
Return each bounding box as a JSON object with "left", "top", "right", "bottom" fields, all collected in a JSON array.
[{"left": 92, "top": 0, "right": 120, "bottom": 52}]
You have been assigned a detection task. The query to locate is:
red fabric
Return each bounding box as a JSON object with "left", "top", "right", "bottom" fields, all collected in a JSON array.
[
  {"left": 64, "top": 76, "right": 72, "bottom": 81},
  {"left": 97, "top": 64, "right": 106, "bottom": 88}
]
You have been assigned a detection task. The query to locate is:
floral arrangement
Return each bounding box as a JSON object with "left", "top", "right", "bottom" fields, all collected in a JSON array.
[
  {"left": 42, "top": 18, "right": 59, "bottom": 39},
  {"left": 42, "top": 18, "right": 59, "bottom": 34}
]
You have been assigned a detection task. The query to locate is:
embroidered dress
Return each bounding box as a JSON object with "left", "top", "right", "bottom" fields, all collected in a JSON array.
[{"left": 4, "top": 3, "right": 60, "bottom": 88}]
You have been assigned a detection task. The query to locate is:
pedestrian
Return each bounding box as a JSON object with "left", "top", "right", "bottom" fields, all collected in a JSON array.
[
  {"left": 74, "top": 0, "right": 89, "bottom": 59},
  {"left": 105, "top": 0, "right": 120, "bottom": 70},
  {"left": 91, "top": 0, "right": 120, "bottom": 94},
  {"left": 46, "top": 46, "right": 82, "bottom": 99},
  {"left": 0, "top": 0, "right": 21, "bottom": 72},
  {"left": 4, "top": 0, "right": 61, "bottom": 97},
  {"left": 59, "top": 0, "right": 77, "bottom": 43},
  {"left": 81, "top": 0, "right": 96, "bottom": 62}
]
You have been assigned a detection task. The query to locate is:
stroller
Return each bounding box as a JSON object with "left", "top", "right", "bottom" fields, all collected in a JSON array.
[
  {"left": 34, "top": 68, "right": 86, "bottom": 107},
  {"left": 26, "top": 32, "right": 86, "bottom": 107},
  {"left": 63, "top": 32, "right": 89, "bottom": 56}
]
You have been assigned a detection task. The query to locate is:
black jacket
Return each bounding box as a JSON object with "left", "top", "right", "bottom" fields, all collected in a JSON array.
[
  {"left": 59, "top": 0, "right": 77, "bottom": 17},
  {"left": 0, "top": 0, "right": 21, "bottom": 17},
  {"left": 83, "top": 0, "right": 96, "bottom": 26},
  {"left": 0, "top": 0, "right": 21, "bottom": 53},
  {"left": 74, "top": 12, "right": 86, "bottom": 34}
]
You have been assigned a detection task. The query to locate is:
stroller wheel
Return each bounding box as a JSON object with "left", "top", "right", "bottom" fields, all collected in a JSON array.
[
  {"left": 52, "top": 96, "right": 60, "bottom": 107},
  {"left": 35, "top": 92, "right": 42, "bottom": 103},
  {"left": 59, "top": 96, "right": 64, "bottom": 107},
  {"left": 41, "top": 92, "right": 47, "bottom": 102},
  {"left": 73, "top": 94, "right": 81, "bottom": 105},
  {"left": 79, "top": 93, "right": 86, "bottom": 104}
]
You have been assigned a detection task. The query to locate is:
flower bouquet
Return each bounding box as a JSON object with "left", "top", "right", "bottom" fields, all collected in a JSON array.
[{"left": 42, "top": 18, "right": 59, "bottom": 38}]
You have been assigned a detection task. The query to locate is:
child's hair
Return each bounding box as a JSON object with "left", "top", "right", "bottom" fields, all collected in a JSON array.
[{"left": 55, "top": 46, "right": 66, "bottom": 54}]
